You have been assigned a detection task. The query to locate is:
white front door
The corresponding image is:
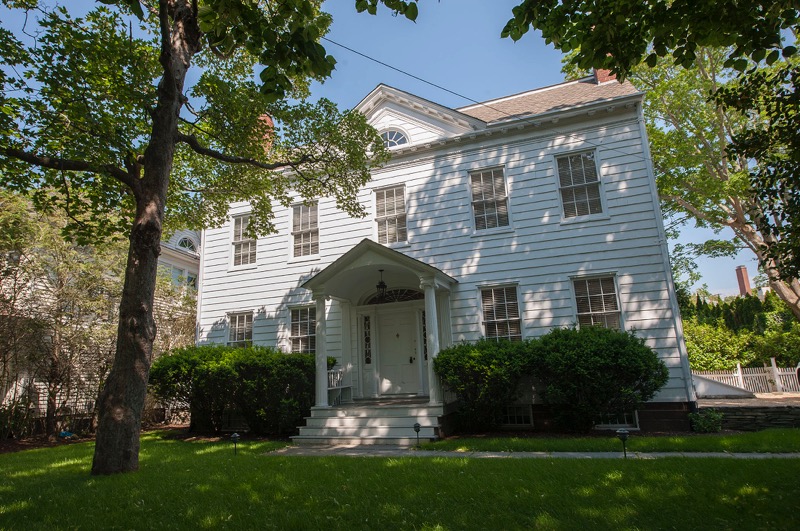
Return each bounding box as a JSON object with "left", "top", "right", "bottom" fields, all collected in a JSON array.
[{"left": 378, "top": 310, "right": 419, "bottom": 394}]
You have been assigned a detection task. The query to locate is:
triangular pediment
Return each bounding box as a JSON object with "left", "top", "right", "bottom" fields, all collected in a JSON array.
[
  {"left": 302, "top": 239, "right": 456, "bottom": 302},
  {"left": 355, "top": 84, "right": 485, "bottom": 148}
]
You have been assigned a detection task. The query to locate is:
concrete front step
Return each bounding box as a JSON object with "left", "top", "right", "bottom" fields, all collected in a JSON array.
[
  {"left": 294, "top": 399, "right": 443, "bottom": 445},
  {"left": 310, "top": 406, "right": 443, "bottom": 418},
  {"left": 302, "top": 416, "right": 438, "bottom": 428},
  {"left": 296, "top": 425, "right": 437, "bottom": 438},
  {"left": 290, "top": 435, "right": 437, "bottom": 446}
]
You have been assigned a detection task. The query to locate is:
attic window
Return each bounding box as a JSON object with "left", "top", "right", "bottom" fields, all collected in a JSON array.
[
  {"left": 178, "top": 237, "right": 197, "bottom": 253},
  {"left": 380, "top": 129, "right": 408, "bottom": 148}
]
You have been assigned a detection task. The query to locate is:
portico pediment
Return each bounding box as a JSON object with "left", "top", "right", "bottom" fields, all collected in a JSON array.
[{"left": 301, "top": 239, "right": 456, "bottom": 302}]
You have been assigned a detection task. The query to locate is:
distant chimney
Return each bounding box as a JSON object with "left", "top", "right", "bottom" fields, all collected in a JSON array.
[
  {"left": 593, "top": 68, "right": 616, "bottom": 84},
  {"left": 736, "top": 265, "right": 752, "bottom": 296}
]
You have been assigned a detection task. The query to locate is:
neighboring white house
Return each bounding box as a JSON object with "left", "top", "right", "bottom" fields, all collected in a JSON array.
[
  {"left": 160, "top": 229, "right": 201, "bottom": 290},
  {"left": 196, "top": 71, "right": 696, "bottom": 443}
]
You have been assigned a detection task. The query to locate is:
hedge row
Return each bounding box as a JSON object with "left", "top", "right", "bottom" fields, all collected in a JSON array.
[
  {"left": 434, "top": 327, "right": 669, "bottom": 432},
  {"left": 149, "top": 346, "right": 317, "bottom": 436}
]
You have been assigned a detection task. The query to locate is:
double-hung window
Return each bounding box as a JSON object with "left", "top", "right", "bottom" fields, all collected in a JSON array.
[
  {"left": 293, "top": 203, "right": 319, "bottom": 257},
  {"left": 290, "top": 307, "right": 316, "bottom": 353},
  {"left": 573, "top": 276, "right": 621, "bottom": 329},
  {"left": 470, "top": 168, "right": 509, "bottom": 230},
  {"left": 557, "top": 152, "right": 603, "bottom": 218},
  {"left": 232, "top": 215, "right": 256, "bottom": 266},
  {"left": 229, "top": 312, "right": 253, "bottom": 347},
  {"left": 375, "top": 186, "right": 407, "bottom": 244},
  {"left": 480, "top": 286, "right": 522, "bottom": 341}
]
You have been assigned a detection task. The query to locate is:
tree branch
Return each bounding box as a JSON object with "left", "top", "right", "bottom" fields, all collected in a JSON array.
[
  {"left": 175, "top": 132, "right": 314, "bottom": 171},
  {"left": 2, "top": 147, "right": 138, "bottom": 191}
]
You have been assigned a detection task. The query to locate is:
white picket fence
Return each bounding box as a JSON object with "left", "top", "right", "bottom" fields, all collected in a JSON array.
[{"left": 693, "top": 358, "right": 800, "bottom": 394}]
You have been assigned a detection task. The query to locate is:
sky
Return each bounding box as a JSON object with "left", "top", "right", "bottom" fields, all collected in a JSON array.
[
  {"left": 308, "top": 0, "right": 760, "bottom": 296},
  {"left": 0, "top": 0, "right": 760, "bottom": 295}
]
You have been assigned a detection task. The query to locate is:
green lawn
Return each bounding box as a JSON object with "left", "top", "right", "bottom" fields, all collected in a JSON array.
[
  {"left": 422, "top": 428, "right": 800, "bottom": 453},
  {"left": 0, "top": 431, "right": 798, "bottom": 530}
]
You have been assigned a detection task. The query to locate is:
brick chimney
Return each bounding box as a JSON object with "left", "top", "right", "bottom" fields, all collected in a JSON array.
[
  {"left": 593, "top": 68, "right": 616, "bottom": 84},
  {"left": 736, "top": 265, "right": 752, "bottom": 296}
]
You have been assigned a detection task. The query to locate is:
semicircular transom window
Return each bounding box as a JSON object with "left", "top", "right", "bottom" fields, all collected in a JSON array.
[
  {"left": 366, "top": 288, "right": 424, "bottom": 305},
  {"left": 178, "top": 237, "right": 197, "bottom": 253},
  {"left": 380, "top": 129, "right": 408, "bottom": 148}
]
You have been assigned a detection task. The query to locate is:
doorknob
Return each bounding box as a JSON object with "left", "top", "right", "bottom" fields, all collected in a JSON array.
[{"left": 409, "top": 356, "right": 415, "bottom": 364}]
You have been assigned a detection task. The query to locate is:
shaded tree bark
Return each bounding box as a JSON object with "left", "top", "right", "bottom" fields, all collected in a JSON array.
[{"left": 91, "top": 0, "right": 200, "bottom": 475}]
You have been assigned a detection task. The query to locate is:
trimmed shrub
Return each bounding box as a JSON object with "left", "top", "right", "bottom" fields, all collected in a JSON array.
[
  {"left": 232, "top": 348, "right": 314, "bottom": 436},
  {"left": 149, "top": 345, "right": 315, "bottom": 436},
  {"left": 434, "top": 339, "right": 527, "bottom": 430},
  {"left": 528, "top": 327, "right": 669, "bottom": 432},
  {"left": 688, "top": 410, "right": 724, "bottom": 433}
]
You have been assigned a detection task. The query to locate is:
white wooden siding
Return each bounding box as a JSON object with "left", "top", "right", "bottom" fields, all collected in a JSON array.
[{"left": 198, "top": 103, "right": 691, "bottom": 403}]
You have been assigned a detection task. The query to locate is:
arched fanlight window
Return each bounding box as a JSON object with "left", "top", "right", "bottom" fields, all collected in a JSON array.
[
  {"left": 380, "top": 129, "right": 408, "bottom": 148},
  {"left": 365, "top": 288, "right": 424, "bottom": 305},
  {"left": 178, "top": 237, "right": 197, "bottom": 253}
]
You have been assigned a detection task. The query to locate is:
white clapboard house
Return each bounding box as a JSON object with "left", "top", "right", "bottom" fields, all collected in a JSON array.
[{"left": 196, "top": 70, "right": 696, "bottom": 444}]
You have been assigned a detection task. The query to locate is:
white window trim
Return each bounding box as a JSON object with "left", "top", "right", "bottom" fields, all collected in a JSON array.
[
  {"left": 477, "top": 283, "right": 524, "bottom": 341},
  {"left": 229, "top": 213, "right": 257, "bottom": 271},
  {"left": 227, "top": 310, "right": 254, "bottom": 347},
  {"left": 380, "top": 127, "right": 411, "bottom": 149},
  {"left": 568, "top": 273, "right": 624, "bottom": 330},
  {"left": 553, "top": 150, "right": 610, "bottom": 224},
  {"left": 467, "top": 165, "right": 515, "bottom": 235},
  {"left": 287, "top": 202, "right": 321, "bottom": 262},
  {"left": 287, "top": 305, "right": 316, "bottom": 354},
  {"left": 373, "top": 184, "right": 410, "bottom": 246}
]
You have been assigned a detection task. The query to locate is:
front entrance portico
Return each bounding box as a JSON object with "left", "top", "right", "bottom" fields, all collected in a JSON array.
[{"left": 301, "top": 239, "right": 456, "bottom": 407}]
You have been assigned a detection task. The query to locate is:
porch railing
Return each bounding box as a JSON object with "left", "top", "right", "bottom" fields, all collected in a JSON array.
[
  {"left": 693, "top": 358, "right": 800, "bottom": 394},
  {"left": 327, "top": 368, "right": 352, "bottom": 406}
]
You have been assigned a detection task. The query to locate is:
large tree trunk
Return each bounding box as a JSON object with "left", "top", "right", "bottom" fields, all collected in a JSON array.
[
  {"left": 90, "top": 0, "right": 199, "bottom": 475},
  {"left": 90, "top": 196, "right": 162, "bottom": 474}
]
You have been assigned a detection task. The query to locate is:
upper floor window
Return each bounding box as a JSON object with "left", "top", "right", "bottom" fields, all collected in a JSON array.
[
  {"left": 232, "top": 215, "right": 256, "bottom": 266},
  {"left": 480, "top": 286, "right": 522, "bottom": 341},
  {"left": 375, "top": 185, "right": 407, "bottom": 244},
  {"left": 229, "top": 311, "right": 253, "bottom": 347},
  {"left": 170, "top": 266, "right": 197, "bottom": 290},
  {"left": 573, "top": 276, "right": 621, "bottom": 329},
  {"left": 470, "top": 168, "right": 509, "bottom": 230},
  {"left": 557, "top": 152, "right": 603, "bottom": 218},
  {"left": 290, "top": 307, "right": 316, "bottom": 353},
  {"left": 381, "top": 129, "right": 408, "bottom": 148},
  {"left": 177, "top": 237, "right": 197, "bottom": 253},
  {"left": 292, "top": 203, "right": 319, "bottom": 257}
]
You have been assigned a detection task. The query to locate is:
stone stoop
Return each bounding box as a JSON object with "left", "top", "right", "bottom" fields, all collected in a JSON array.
[{"left": 292, "top": 397, "right": 443, "bottom": 446}]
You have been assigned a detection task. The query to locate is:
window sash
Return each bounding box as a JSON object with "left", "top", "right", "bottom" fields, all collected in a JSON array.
[
  {"left": 481, "top": 286, "right": 521, "bottom": 341},
  {"left": 558, "top": 153, "right": 603, "bottom": 218},
  {"left": 290, "top": 307, "right": 316, "bottom": 353},
  {"left": 229, "top": 312, "right": 253, "bottom": 346},
  {"left": 233, "top": 216, "right": 256, "bottom": 266},
  {"left": 293, "top": 204, "right": 319, "bottom": 256},
  {"left": 574, "top": 277, "right": 621, "bottom": 329},
  {"left": 376, "top": 186, "right": 407, "bottom": 244},
  {"left": 470, "top": 168, "right": 509, "bottom": 230}
]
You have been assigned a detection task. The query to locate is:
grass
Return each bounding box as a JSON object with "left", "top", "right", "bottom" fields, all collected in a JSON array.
[
  {"left": 422, "top": 428, "right": 800, "bottom": 454},
  {"left": 1, "top": 431, "right": 799, "bottom": 529}
]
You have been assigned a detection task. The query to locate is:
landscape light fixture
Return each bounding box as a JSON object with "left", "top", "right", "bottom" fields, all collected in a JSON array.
[
  {"left": 413, "top": 422, "right": 421, "bottom": 448},
  {"left": 376, "top": 269, "right": 387, "bottom": 303},
  {"left": 616, "top": 429, "right": 629, "bottom": 459},
  {"left": 231, "top": 432, "right": 240, "bottom": 455}
]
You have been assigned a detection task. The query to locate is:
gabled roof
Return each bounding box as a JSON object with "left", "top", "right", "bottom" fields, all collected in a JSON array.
[
  {"left": 302, "top": 239, "right": 456, "bottom": 300},
  {"left": 355, "top": 84, "right": 485, "bottom": 131},
  {"left": 456, "top": 75, "right": 640, "bottom": 124}
]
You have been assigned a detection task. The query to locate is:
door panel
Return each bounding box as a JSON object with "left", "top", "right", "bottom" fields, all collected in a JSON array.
[{"left": 378, "top": 311, "right": 419, "bottom": 394}]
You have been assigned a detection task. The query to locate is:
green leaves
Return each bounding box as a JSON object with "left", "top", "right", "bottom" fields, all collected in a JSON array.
[{"left": 504, "top": 1, "right": 799, "bottom": 81}]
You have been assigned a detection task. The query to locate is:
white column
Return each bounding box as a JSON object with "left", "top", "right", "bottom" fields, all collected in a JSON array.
[
  {"left": 421, "top": 278, "right": 441, "bottom": 405},
  {"left": 314, "top": 291, "right": 328, "bottom": 407}
]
